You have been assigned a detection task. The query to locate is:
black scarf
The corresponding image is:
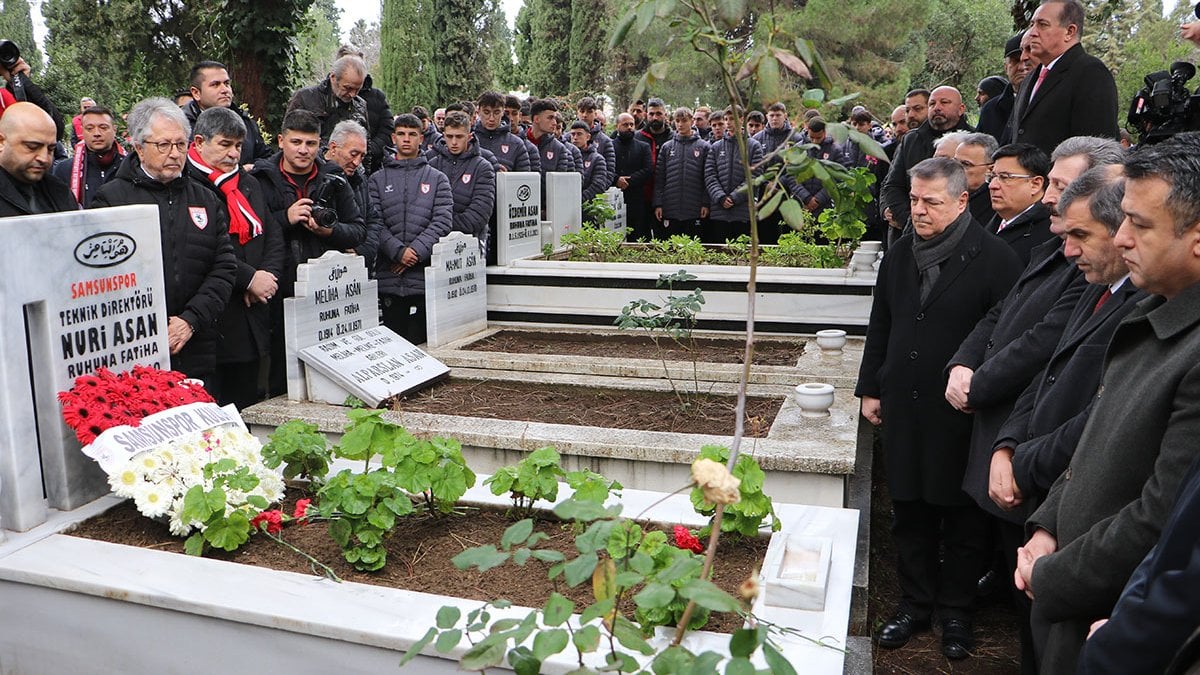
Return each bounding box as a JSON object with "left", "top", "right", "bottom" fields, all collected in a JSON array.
[{"left": 911, "top": 210, "right": 971, "bottom": 303}]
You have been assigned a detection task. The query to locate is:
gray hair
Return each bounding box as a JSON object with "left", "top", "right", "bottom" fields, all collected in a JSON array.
[
  {"left": 958, "top": 132, "right": 999, "bottom": 161},
  {"left": 934, "top": 131, "right": 970, "bottom": 151},
  {"left": 1057, "top": 167, "right": 1126, "bottom": 234},
  {"left": 1051, "top": 136, "right": 1125, "bottom": 170},
  {"left": 193, "top": 106, "right": 246, "bottom": 142},
  {"left": 331, "top": 55, "right": 367, "bottom": 79},
  {"left": 909, "top": 156, "right": 968, "bottom": 197},
  {"left": 329, "top": 120, "right": 367, "bottom": 146},
  {"left": 127, "top": 97, "right": 190, "bottom": 146}
]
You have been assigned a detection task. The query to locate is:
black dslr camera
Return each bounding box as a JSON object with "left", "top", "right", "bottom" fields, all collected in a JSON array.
[
  {"left": 307, "top": 177, "right": 342, "bottom": 228},
  {"left": 1128, "top": 61, "right": 1200, "bottom": 144}
]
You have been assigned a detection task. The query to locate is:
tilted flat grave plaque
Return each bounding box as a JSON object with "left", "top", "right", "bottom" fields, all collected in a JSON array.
[
  {"left": 545, "top": 172, "right": 582, "bottom": 249},
  {"left": 283, "top": 251, "right": 378, "bottom": 401},
  {"left": 495, "top": 172, "right": 542, "bottom": 265},
  {"left": 298, "top": 326, "right": 449, "bottom": 407},
  {"left": 425, "top": 232, "right": 487, "bottom": 349},
  {"left": 0, "top": 205, "right": 168, "bottom": 532}
]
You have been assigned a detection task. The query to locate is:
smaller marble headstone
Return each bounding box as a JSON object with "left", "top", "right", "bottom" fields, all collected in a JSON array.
[
  {"left": 601, "top": 187, "right": 627, "bottom": 233},
  {"left": 284, "top": 251, "right": 378, "bottom": 401},
  {"left": 545, "top": 172, "right": 582, "bottom": 249},
  {"left": 495, "top": 172, "right": 543, "bottom": 265},
  {"left": 298, "top": 326, "right": 449, "bottom": 407},
  {"left": 424, "top": 232, "right": 487, "bottom": 349}
]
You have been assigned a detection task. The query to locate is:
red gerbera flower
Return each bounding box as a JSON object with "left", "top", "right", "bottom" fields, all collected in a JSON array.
[{"left": 672, "top": 525, "right": 705, "bottom": 554}]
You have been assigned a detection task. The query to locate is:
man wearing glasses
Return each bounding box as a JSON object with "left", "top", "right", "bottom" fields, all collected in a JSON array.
[
  {"left": 987, "top": 143, "right": 1054, "bottom": 267},
  {"left": 953, "top": 133, "right": 999, "bottom": 227},
  {"left": 92, "top": 97, "right": 237, "bottom": 384}
]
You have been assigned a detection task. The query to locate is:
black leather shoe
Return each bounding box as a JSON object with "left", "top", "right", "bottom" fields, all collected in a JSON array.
[
  {"left": 977, "top": 569, "right": 1000, "bottom": 597},
  {"left": 876, "top": 611, "right": 930, "bottom": 648},
  {"left": 941, "top": 618, "right": 974, "bottom": 660}
]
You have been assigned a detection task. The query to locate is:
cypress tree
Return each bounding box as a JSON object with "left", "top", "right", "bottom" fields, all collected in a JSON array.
[
  {"left": 568, "top": 0, "right": 608, "bottom": 95},
  {"left": 526, "top": 0, "right": 571, "bottom": 96},
  {"left": 380, "top": 0, "right": 439, "bottom": 111}
]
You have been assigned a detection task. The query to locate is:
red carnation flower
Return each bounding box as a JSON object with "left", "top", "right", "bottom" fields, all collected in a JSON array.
[
  {"left": 293, "top": 499, "right": 313, "bottom": 524},
  {"left": 672, "top": 525, "right": 704, "bottom": 554},
  {"left": 251, "top": 510, "right": 284, "bottom": 535}
]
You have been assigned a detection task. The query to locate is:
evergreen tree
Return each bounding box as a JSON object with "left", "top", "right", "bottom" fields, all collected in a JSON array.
[
  {"left": 513, "top": 4, "right": 535, "bottom": 87},
  {"left": 0, "top": 0, "right": 42, "bottom": 75},
  {"left": 488, "top": 7, "right": 519, "bottom": 91},
  {"left": 380, "top": 0, "right": 439, "bottom": 111},
  {"left": 568, "top": 0, "right": 609, "bottom": 95},
  {"left": 432, "top": 0, "right": 496, "bottom": 104},
  {"left": 295, "top": 0, "right": 343, "bottom": 86},
  {"left": 526, "top": 0, "right": 571, "bottom": 95},
  {"left": 348, "top": 19, "right": 382, "bottom": 72},
  {"left": 918, "top": 0, "right": 1011, "bottom": 98}
]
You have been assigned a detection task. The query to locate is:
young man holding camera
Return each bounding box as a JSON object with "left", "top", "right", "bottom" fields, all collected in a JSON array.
[{"left": 252, "top": 108, "right": 365, "bottom": 394}]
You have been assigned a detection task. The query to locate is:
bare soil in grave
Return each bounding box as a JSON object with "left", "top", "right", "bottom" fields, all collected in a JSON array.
[
  {"left": 385, "top": 380, "right": 781, "bottom": 438},
  {"left": 68, "top": 494, "right": 768, "bottom": 635},
  {"left": 464, "top": 330, "right": 806, "bottom": 366}
]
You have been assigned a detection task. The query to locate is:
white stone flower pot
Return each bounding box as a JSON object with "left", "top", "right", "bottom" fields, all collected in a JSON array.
[
  {"left": 795, "top": 382, "right": 836, "bottom": 417},
  {"left": 814, "top": 329, "right": 848, "bottom": 355}
]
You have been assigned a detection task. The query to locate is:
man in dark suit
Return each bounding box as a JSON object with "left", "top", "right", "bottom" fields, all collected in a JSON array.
[
  {"left": 986, "top": 143, "right": 1055, "bottom": 267},
  {"left": 1006, "top": 0, "right": 1119, "bottom": 155},
  {"left": 978, "top": 165, "right": 1141, "bottom": 674},
  {"left": 858, "top": 157, "right": 1021, "bottom": 660},
  {"left": 1078, "top": 452, "right": 1200, "bottom": 675},
  {"left": 977, "top": 32, "right": 1027, "bottom": 143},
  {"left": 1016, "top": 134, "right": 1200, "bottom": 673},
  {"left": 953, "top": 133, "right": 998, "bottom": 228}
]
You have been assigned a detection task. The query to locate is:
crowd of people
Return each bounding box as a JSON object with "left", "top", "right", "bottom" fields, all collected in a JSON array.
[
  {"left": 856, "top": 1, "right": 1200, "bottom": 673},
  {"left": 0, "top": 0, "right": 1197, "bottom": 670}
]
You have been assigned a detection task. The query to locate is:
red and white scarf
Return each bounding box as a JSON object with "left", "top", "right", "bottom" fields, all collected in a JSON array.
[
  {"left": 187, "top": 145, "right": 262, "bottom": 245},
  {"left": 69, "top": 140, "right": 125, "bottom": 204}
]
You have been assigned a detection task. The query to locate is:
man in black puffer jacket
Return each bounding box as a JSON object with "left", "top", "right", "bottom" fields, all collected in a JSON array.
[
  {"left": 473, "top": 91, "right": 534, "bottom": 172},
  {"left": 704, "top": 110, "right": 763, "bottom": 243},
  {"left": 180, "top": 61, "right": 272, "bottom": 170},
  {"left": 185, "top": 106, "right": 284, "bottom": 410},
  {"left": 527, "top": 98, "right": 573, "bottom": 177},
  {"left": 252, "top": 109, "right": 365, "bottom": 395},
  {"left": 369, "top": 113, "right": 453, "bottom": 345},
  {"left": 426, "top": 111, "right": 496, "bottom": 250},
  {"left": 92, "top": 98, "right": 237, "bottom": 384},
  {"left": 322, "top": 120, "right": 373, "bottom": 269},
  {"left": 567, "top": 121, "right": 608, "bottom": 204},
  {"left": 753, "top": 101, "right": 804, "bottom": 244},
  {"left": 286, "top": 56, "right": 370, "bottom": 149},
  {"left": 653, "top": 107, "right": 710, "bottom": 239}
]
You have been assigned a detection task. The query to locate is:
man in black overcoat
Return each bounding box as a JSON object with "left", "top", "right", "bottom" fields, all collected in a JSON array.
[
  {"left": 1006, "top": 0, "right": 1119, "bottom": 155},
  {"left": 857, "top": 157, "right": 1020, "bottom": 660},
  {"left": 1016, "top": 134, "right": 1200, "bottom": 673}
]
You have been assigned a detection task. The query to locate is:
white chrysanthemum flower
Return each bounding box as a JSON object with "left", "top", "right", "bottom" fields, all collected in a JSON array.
[
  {"left": 133, "top": 483, "right": 171, "bottom": 518},
  {"left": 136, "top": 452, "right": 160, "bottom": 473},
  {"left": 109, "top": 465, "right": 141, "bottom": 497}
]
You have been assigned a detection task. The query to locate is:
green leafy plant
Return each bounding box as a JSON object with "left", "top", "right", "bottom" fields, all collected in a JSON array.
[
  {"left": 654, "top": 234, "right": 710, "bottom": 266},
  {"left": 260, "top": 420, "right": 331, "bottom": 485},
  {"left": 317, "top": 409, "right": 477, "bottom": 570},
  {"left": 616, "top": 270, "right": 706, "bottom": 407},
  {"left": 565, "top": 468, "right": 622, "bottom": 504},
  {"left": 561, "top": 225, "right": 628, "bottom": 262},
  {"left": 180, "top": 458, "right": 271, "bottom": 556},
  {"left": 484, "top": 446, "right": 567, "bottom": 519},
  {"left": 817, "top": 167, "right": 874, "bottom": 257},
  {"left": 762, "top": 231, "right": 845, "bottom": 269},
  {"left": 690, "top": 445, "right": 781, "bottom": 538},
  {"left": 317, "top": 467, "right": 415, "bottom": 571},
  {"left": 582, "top": 193, "right": 618, "bottom": 229}
]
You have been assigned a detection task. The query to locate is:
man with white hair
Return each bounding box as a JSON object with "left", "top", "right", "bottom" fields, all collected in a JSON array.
[
  {"left": 286, "top": 55, "right": 370, "bottom": 148},
  {"left": 92, "top": 97, "right": 237, "bottom": 383}
]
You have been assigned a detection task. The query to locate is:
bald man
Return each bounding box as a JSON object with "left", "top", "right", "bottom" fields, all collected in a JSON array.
[
  {"left": 0, "top": 102, "right": 76, "bottom": 216},
  {"left": 880, "top": 86, "right": 973, "bottom": 241}
]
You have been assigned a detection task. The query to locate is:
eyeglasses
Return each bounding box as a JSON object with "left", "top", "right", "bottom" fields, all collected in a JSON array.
[
  {"left": 143, "top": 140, "right": 187, "bottom": 154},
  {"left": 959, "top": 159, "right": 994, "bottom": 169},
  {"left": 986, "top": 171, "right": 1037, "bottom": 183}
]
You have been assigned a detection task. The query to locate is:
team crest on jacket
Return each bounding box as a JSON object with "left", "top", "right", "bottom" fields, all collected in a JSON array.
[
  {"left": 822, "top": 153, "right": 830, "bottom": 159},
  {"left": 693, "top": 149, "right": 701, "bottom": 158},
  {"left": 462, "top": 174, "right": 472, "bottom": 184},
  {"left": 500, "top": 144, "right": 510, "bottom": 154},
  {"left": 188, "top": 206, "right": 208, "bottom": 230},
  {"left": 420, "top": 182, "right": 431, "bottom": 194},
  {"left": 584, "top": 161, "right": 591, "bottom": 168},
  {"left": 546, "top": 151, "right": 554, "bottom": 160}
]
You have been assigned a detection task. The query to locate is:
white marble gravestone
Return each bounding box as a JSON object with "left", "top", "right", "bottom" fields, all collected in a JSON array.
[
  {"left": 298, "top": 326, "right": 449, "bottom": 407},
  {"left": 0, "top": 205, "right": 168, "bottom": 533},
  {"left": 495, "top": 172, "right": 542, "bottom": 265},
  {"left": 424, "top": 232, "right": 487, "bottom": 349},
  {"left": 601, "top": 187, "right": 627, "bottom": 233},
  {"left": 283, "top": 251, "right": 378, "bottom": 401},
  {"left": 545, "top": 172, "right": 582, "bottom": 249}
]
